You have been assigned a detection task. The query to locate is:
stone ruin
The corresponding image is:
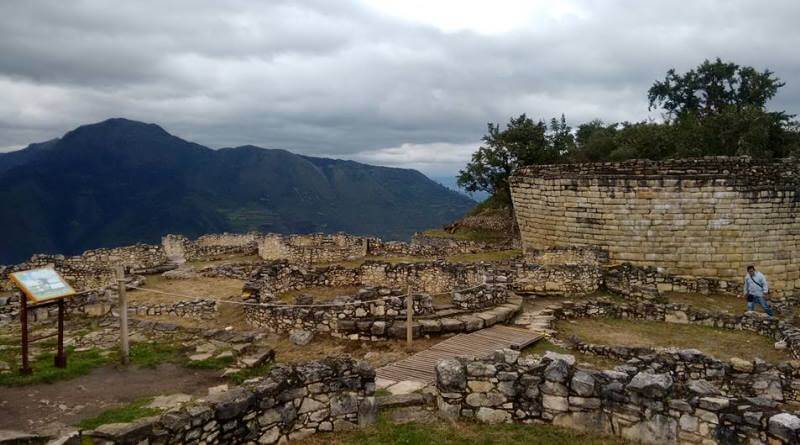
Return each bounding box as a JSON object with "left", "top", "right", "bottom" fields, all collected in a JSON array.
[{"left": 511, "top": 156, "right": 800, "bottom": 296}]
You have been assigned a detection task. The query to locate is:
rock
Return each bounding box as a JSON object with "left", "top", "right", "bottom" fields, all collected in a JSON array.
[
  {"left": 289, "top": 330, "right": 314, "bottom": 346},
  {"left": 386, "top": 380, "right": 426, "bottom": 395},
  {"left": 730, "top": 357, "right": 753, "bottom": 372},
  {"left": 330, "top": 393, "right": 358, "bottom": 416},
  {"left": 465, "top": 392, "right": 506, "bottom": 407},
  {"left": 0, "top": 430, "right": 40, "bottom": 443},
  {"left": 358, "top": 397, "right": 378, "bottom": 426},
  {"left": 686, "top": 379, "right": 721, "bottom": 396},
  {"left": 258, "top": 426, "right": 280, "bottom": 444},
  {"left": 544, "top": 359, "right": 570, "bottom": 383},
  {"left": 543, "top": 351, "right": 576, "bottom": 366},
  {"left": 147, "top": 394, "right": 192, "bottom": 410},
  {"left": 775, "top": 340, "right": 788, "bottom": 350},
  {"left": 627, "top": 372, "right": 673, "bottom": 398},
  {"left": 189, "top": 353, "right": 212, "bottom": 362},
  {"left": 475, "top": 407, "right": 511, "bottom": 423},
  {"left": 436, "top": 359, "right": 466, "bottom": 392},
  {"left": 91, "top": 417, "right": 158, "bottom": 443},
  {"left": 468, "top": 381, "right": 494, "bottom": 393},
  {"left": 208, "top": 384, "right": 229, "bottom": 396},
  {"left": 542, "top": 394, "right": 569, "bottom": 412},
  {"left": 570, "top": 370, "right": 596, "bottom": 397},
  {"left": 769, "top": 413, "right": 800, "bottom": 442}
]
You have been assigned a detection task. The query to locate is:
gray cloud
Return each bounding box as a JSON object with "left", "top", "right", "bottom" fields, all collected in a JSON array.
[{"left": 1, "top": 0, "right": 799, "bottom": 176}]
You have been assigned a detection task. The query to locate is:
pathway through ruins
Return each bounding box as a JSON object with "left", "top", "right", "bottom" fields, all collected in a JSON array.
[{"left": 375, "top": 324, "right": 543, "bottom": 384}]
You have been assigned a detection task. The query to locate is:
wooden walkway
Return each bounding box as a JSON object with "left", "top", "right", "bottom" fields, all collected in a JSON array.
[{"left": 376, "top": 325, "right": 543, "bottom": 384}]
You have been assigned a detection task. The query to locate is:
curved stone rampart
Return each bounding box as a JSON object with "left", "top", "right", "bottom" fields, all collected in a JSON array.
[{"left": 510, "top": 156, "right": 800, "bottom": 295}]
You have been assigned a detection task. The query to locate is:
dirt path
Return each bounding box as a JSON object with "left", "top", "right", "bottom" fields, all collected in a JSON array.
[{"left": 0, "top": 363, "right": 222, "bottom": 432}]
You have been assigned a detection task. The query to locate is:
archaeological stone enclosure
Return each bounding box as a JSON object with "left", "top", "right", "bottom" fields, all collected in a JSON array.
[
  {"left": 511, "top": 156, "right": 800, "bottom": 295},
  {"left": 9, "top": 156, "right": 800, "bottom": 443}
]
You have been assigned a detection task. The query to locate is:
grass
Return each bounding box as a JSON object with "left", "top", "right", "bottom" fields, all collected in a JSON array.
[
  {"left": 300, "top": 415, "right": 631, "bottom": 445},
  {"left": 663, "top": 292, "right": 745, "bottom": 314},
  {"left": 446, "top": 250, "right": 521, "bottom": 264},
  {"left": 129, "top": 343, "right": 182, "bottom": 368},
  {"left": 185, "top": 355, "right": 235, "bottom": 370},
  {"left": 557, "top": 317, "right": 790, "bottom": 363},
  {"left": 226, "top": 362, "right": 273, "bottom": 384},
  {"left": 0, "top": 347, "right": 112, "bottom": 386},
  {"left": 421, "top": 228, "right": 507, "bottom": 243},
  {"left": 128, "top": 275, "right": 244, "bottom": 304},
  {"left": 522, "top": 339, "right": 622, "bottom": 370},
  {"left": 275, "top": 286, "right": 361, "bottom": 303},
  {"left": 76, "top": 397, "right": 161, "bottom": 430}
]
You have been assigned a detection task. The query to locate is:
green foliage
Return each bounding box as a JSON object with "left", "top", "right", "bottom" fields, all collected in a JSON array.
[
  {"left": 76, "top": 398, "right": 161, "bottom": 430},
  {"left": 226, "top": 362, "right": 272, "bottom": 385},
  {"left": 464, "top": 59, "right": 800, "bottom": 206},
  {"left": 129, "top": 343, "right": 181, "bottom": 369},
  {"left": 307, "top": 415, "right": 631, "bottom": 444},
  {"left": 0, "top": 347, "right": 111, "bottom": 386},
  {"left": 457, "top": 114, "right": 571, "bottom": 205}
]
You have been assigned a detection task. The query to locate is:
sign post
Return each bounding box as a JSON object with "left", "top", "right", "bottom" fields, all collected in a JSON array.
[
  {"left": 116, "top": 266, "right": 129, "bottom": 365},
  {"left": 406, "top": 284, "right": 413, "bottom": 350},
  {"left": 10, "top": 268, "right": 76, "bottom": 374}
]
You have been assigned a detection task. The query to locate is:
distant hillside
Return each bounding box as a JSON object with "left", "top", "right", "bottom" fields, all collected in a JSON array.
[{"left": 0, "top": 118, "right": 474, "bottom": 263}]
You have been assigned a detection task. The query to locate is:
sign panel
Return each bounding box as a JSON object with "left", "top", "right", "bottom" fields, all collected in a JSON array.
[{"left": 9, "top": 268, "right": 75, "bottom": 303}]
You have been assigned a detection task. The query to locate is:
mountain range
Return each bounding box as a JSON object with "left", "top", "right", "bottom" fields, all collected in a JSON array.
[{"left": 0, "top": 118, "right": 474, "bottom": 263}]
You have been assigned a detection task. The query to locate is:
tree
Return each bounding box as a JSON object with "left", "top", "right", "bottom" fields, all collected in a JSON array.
[
  {"left": 647, "top": 58, "right": 785, "bottom": 120},
  {"left": 457, "top": 114, "right": 564, "bottom": 205}
]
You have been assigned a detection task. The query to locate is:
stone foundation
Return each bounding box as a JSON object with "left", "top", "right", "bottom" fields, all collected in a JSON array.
[
  {"left": 435, "top": 349, "right": 800, "bottom": 444},
  {"left": 85, "top": 356, "right": 377, "bottom": 444}
]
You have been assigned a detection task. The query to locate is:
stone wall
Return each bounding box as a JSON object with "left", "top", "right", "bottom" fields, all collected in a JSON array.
[
  {"left": 571, "top": 342, "right": 799, "bottom": 403},
  {"left": 552, "top": 298, "right": 800, "bottom": 359},
  {"left": 86, "top": 356, "right": 377, "bottom": 444},
  {"left": 435, "top": 349, "right": 800, "bottom": 444},
  {"left": 511, "top": 263, "right": 603, "bottom": 297},
  {"left": 162, "top": 233, "right": 258, "bottom": 263},
  {"left": 225, "top": 260, "right": 491, "bottom": 297},
  {"left": 257, "top": 233, "right": 371, "bottom": 263},
  {"left": 243, "top": 287, "right": 435, "bottom": 336},
  {"left": 0, "top": 244, "right": 166, "bottom": 292},
  {"left": 510, "top": 156, "right": 800, "bottom": 295},
  {"left": 605, "top": 263, "right": 741, "bottom": 299},
  {"left": 129, "top": 298, "right": 217, "bottom": 320}
]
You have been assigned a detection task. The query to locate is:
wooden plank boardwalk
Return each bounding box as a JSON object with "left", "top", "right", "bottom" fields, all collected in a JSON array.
[{"left": 376, "top": 325, "right": 543, "bottom": 385}]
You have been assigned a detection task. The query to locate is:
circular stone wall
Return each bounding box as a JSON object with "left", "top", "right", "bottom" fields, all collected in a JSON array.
[{"left": 510, "top": 156, "right": 800, "bottom": 293}]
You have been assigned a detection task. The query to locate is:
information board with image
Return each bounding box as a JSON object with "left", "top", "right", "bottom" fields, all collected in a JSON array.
[{"left": 10, "top": 268, "right": 75, "bottom": 303}]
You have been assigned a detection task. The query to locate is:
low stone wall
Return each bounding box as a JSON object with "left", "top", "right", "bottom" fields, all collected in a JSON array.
[
  {"left": 572, "top": 342, "right": 799, "bottom": 403},
  {"left": 86, "top": 356, "right": 377, "bottom": 444},
  {"left": 243, "top": 287, "right": 435, "bottom": 335},
  {"left": 606, "top": 263, "right": 742, "bottom": 299},
  {"left": 435, "top": 350, "right": 800, "bottom": 444},
  {"left": 452, "top": 277, "right": 509, "bottom": 310},
  {"left": 129, "top": 298, "right": 217, "bottom": 320},
  {"left": 257, "top": 233, "right": 371, "bottom": 263},
  {"left": 162, "top": 233, "right": 258, "bottom": 263},
  {"left": 0, "top": 244, "right": 166, "bottom": 292},
  {"left": 222, "top": 260, "right": 491, "bottom": 297},
  {"left": 511, "top": 263, "right": 603, "bottom": 297},
  {"left": 552, "top": 299, "right": 800, "bottom": 359}
]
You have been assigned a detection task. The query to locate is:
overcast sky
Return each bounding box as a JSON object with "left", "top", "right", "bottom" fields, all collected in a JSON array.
[{"left": 1, "top": 0, "right": 799, "bottom": 177}]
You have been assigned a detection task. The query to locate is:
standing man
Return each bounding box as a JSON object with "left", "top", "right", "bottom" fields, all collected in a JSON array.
[{"left": 744, "top": 265, "right": 773, "bottom": 317}]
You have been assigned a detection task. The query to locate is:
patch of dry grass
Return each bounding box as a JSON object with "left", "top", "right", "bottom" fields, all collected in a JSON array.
[
  {"left": 129, "top": 275, "right": 243, "bottom": 303},
  {"left": 522, "top": 339, "right": 623, "bottom": 370},
  {"left": 267, "top": 334, "right": 445, "bottom": 368},
  {"left": 664, "top": 292, "right": 747, "bottom": 315},
  {"left": 275, "top": 286, "right": 361, "bottom": 303},
  {"left": 422, "top": 228, "right": 508, "bottom": 243},
  {"left": 557, "top": 317, "right": 789, "bottom": 363}
]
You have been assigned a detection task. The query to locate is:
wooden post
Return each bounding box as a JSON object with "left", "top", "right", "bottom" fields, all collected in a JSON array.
[
  {"left": 19, "top": 293, "right": 32, "bottom": 375},
  {"left": 54, "top": 299, "right": 67, "bottom": 368},
  {"left": 116, "top": 266, "right": 129, "bottom": 365},
  {"left": 406, "top": 284, "right": 413, "bottom": 349}
]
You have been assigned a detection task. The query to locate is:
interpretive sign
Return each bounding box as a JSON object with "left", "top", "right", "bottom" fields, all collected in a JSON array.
[
  {"left": 10, "top": 268, "right": 75, "bottom": 303},
  {"left": 9, "top": 268, "right": 74, "bottom": 374}
]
